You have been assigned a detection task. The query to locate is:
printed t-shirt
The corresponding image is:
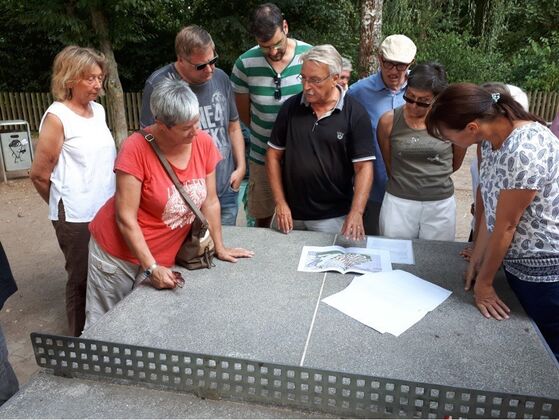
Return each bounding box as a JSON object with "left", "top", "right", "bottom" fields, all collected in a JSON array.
[{"left": 89, "top": 130, "right": 221, "bottom": 267}]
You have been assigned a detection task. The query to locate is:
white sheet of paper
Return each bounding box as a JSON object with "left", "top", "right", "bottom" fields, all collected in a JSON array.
[
  {"left": 366, "top": 237, "right": 415, "bottom": 265},
  {"left": 322, "top": 270, "right": 452, "bottom": 336}
]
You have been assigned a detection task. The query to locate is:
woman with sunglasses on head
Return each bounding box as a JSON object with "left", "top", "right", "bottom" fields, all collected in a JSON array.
[
  {"left": 426, "top": 83, "right": 559, "bottom": 360},
  {"left": 30, "top": 46, "right": 117, "bottom": 336},
  {"left": 377, "top": 62, "right": 466, "bottom": 240}
]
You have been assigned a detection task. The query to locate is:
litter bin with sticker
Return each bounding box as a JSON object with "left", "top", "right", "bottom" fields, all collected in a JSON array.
[{"left": 0, "top": 120, "right": 34, "bottom": 183}]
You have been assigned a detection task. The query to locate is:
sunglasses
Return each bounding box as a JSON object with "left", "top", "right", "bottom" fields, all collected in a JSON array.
[
  {"left": 403, "top": 94, "right": 432, "bottom": 108},
  {"left": 187, "top": 55, "right": 218, "bottom": 71},
  {"left": 273, "top": 74, "right": 281, "bottom": 100},
  {"left": 381, "top": 57, "right": 410, "bottom": 72}
]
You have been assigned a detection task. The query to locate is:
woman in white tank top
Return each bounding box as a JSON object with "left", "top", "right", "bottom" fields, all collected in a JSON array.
[{"left": 30, "top": 46, "right": 116, "bottom": 336}]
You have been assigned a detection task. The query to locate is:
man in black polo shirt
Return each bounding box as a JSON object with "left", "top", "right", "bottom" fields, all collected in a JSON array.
[{"left": 266, "top": 44, "right": 375, "bottom": 241}]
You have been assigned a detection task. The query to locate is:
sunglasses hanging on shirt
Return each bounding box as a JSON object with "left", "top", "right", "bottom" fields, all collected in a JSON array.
[{"left": 273, "top": 74, "right": 282, "bottom": 100}]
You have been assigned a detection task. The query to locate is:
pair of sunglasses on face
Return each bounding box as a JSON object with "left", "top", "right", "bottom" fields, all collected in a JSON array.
[
  {"left": 188, "top": 55, "right": 219, "bottom": 71},
  {"left": 403, "top": 94, "right": 432, "bottom": 108}
]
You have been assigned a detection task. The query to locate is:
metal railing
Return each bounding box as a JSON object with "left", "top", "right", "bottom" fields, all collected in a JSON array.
[{"left": 31, "top": 333, "right": 559, "bottom": 419}]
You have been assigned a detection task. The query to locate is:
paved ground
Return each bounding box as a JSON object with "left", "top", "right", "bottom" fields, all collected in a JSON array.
[{"left": 0, "top": 144, "right": 475, "bottom": 388}]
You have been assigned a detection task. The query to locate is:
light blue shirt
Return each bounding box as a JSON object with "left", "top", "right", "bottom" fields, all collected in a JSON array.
[{"left": 348, "top": 72, "right": 406, "bottom": 203}]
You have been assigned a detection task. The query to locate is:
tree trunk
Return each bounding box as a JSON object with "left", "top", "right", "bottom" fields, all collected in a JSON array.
[
  {"left": 90, "top": 8, "right": 128, "bottom": 147},
  {"left": 357, "top": 0, "right": 384, "bottom": 78}
]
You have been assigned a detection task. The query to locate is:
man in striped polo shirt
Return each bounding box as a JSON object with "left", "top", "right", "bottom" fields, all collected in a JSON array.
[{"left": 231, "top": 3, "right": 311, "bottom": 227}]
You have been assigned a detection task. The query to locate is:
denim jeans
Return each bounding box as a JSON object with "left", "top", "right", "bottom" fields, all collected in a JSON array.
[
  {"left": 219, "top": 188, "right": 239, "bottom": 226},
  {"left": 505, "top": 269, "right": 559, "bottom": 361},
  {"left": 0, "top": 325, "right": 18, "bottom": 406}
]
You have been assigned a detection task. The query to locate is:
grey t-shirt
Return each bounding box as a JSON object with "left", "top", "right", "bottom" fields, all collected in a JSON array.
[{"left": 140, "top": 64, "right": 239, "bottom": 198}]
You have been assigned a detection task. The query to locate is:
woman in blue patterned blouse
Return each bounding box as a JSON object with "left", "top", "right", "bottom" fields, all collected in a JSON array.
[{"left": 426, "top": 83, "right": 559, "bottom": 360}]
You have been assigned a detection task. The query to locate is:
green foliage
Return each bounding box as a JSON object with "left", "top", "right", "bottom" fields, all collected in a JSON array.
[
  {"left": 382, "top": 0, "right": 558, "bottom": 91},
  {"left": 416, "top": 30, "right": 512, "bottom": 84},
  {"left": 510, "top": 33, "right": 559, "bottom": 91},
  {"left": 0, "top": 0, "right": 557, "bottom": 92}
]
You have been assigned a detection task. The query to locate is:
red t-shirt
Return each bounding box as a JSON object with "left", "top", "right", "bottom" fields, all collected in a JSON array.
[{"left": 90, "top": 130, "right": 221, "bottom": 266}]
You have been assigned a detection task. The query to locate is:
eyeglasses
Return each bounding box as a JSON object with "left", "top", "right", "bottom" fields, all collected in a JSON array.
[
  {"left": 273, "top": 74, "right": 281, "bottom": 100},
  {"left": 381, "top": 57, "right": 410, "bottom": 72},
  {"left": 403, "top": 94, "right": 432, "bottom": 108},
  {"left": 297, "top": 74, "right": 332, "bottom": 85},
  {"left": 83, "top": 75, "right": 104, "bottom": 85},
  {"left": 259, "top": 32, "right": 286, "bottom": 52},
  {"left": 186, "top": 55, "right": 218, "bottom": 71}
]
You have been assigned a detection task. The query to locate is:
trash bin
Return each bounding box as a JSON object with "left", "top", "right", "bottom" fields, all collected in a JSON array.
[{"left": 0, "top": 120, "right": 33, "bottom": 183}]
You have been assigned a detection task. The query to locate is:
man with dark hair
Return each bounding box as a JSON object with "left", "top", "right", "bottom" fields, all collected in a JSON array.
[
  {"left": 140, "top": 25, "right": 245, "bottom": 226},
  {"left": 0, "top": 242, "right": 18, "bottom": 406},
  {"left": 349, "top": 34, "right": 417, "bottom": 235},
  {"left": 231, "top": 3, "right": 311, "bottom": 228}
]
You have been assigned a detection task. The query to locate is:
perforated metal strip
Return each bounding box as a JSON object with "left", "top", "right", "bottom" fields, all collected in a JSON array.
[{"left": 31, "top": 333, "right": 559, "bottom": 419}]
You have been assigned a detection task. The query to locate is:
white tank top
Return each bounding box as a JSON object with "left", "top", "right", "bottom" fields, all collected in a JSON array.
[{"left": 40, "top": 101, "right": 116, "bottom": 222}]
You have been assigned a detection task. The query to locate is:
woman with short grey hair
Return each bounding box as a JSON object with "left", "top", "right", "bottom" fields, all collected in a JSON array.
[{"left": 84, "top": 78, "right": 253, "bottom": 329}]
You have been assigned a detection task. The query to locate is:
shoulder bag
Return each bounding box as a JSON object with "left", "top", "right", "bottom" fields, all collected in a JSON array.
[{"left": 140, "top": 129, "right": 215, "bottom": 269}]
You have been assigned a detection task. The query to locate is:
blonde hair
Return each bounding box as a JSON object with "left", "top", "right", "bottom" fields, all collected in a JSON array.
[
  {"left": 51, "top": 45, "right": 107, "bottom": 101},
  {"left": 175, "top": 25, "right": 214, "bottom": 59}
]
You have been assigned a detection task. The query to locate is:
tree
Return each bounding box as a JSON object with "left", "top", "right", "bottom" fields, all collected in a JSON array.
[
  {"left": 357, "top": 0, "right": 383, "bottom": 77},
  {"left": 90, "top": 7, "right": 127, "bottom": 145}
]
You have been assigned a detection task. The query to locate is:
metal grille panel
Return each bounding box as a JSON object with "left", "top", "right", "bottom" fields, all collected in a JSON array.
[{"left": 31, "top": 333, "right": 559, "bottom": 418}]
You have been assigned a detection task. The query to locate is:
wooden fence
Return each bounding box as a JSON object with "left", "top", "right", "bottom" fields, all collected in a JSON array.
[
  {"left": 1, "top": 90, "right": 558, "bottom": 132},
  {"left": 0, "top": 91, "right": 143, "bottom": 132}
]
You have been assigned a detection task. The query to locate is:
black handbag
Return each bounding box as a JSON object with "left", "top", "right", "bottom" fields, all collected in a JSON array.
[{"left": 140, "top": 130, "right": 215, "bottom": 269}]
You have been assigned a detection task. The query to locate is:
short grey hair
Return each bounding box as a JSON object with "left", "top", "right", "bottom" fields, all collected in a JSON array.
[
  {"left": 300, "top": 45, "right": 342, "bottom": 76},
  {"left": 150, "top": 77, "right": 199, "bottom": 127},
  {"left": 341, "top": 57, "right": 352, "bottom": 72}
]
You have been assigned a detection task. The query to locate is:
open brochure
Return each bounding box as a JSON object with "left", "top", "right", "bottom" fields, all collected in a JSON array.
[{"left": 297, "top": 245, "right": 392, "bottom": 275}]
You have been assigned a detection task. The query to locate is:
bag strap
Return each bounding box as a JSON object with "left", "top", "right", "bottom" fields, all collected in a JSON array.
[{"left": 139, "top": 129, "right": 209, "bottom": 227}]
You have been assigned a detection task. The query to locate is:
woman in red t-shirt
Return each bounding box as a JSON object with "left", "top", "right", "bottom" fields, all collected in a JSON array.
[{"left": 84, "top": 78, "right": 253, "bottom": 329}]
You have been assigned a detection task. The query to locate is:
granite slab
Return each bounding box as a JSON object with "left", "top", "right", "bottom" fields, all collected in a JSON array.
[{"left": 0, "top": 372, "right": 330, "bottom": 418}]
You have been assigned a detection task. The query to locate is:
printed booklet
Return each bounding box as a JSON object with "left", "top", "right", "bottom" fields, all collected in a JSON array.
[{"left": 297, "top": 245, "right": 392, "bottom": 274}]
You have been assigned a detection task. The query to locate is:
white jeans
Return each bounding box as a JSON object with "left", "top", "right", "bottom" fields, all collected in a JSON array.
[
  {"left": 84, "top": 238, "right": 144, "bottom": 331},
  {"left": 272, "top": 214, "right": 346, "bottom": 234},
  {"left": 379, "top": 192, "right": 456, "bottom": 241}
]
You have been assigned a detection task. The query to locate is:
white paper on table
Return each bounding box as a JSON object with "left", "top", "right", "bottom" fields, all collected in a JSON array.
[
  {"left": 366, "top": 237, "right": 415, "bottom": 265},
  {"left": 321, "top": 270, "right": 452, "bottom": 336}
]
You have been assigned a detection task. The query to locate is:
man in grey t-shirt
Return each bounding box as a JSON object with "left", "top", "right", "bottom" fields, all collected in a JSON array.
[{"left": 141, "top": 25, "right": 245, "bottom": 226}]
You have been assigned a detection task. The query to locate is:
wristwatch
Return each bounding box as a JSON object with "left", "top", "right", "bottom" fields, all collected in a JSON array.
[{"left": 144, "top": 262, "right": 158, "bottom": 278}]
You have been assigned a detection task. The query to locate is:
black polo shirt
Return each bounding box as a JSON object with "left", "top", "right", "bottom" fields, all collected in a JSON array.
[{"left": 269, "top": 90, "right": 375, "bottom": 220}]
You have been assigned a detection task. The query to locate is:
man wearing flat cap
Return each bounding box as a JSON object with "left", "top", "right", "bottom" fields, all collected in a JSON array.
[{"left": 349, "top": 34, "right": 417, "bottom": 235}]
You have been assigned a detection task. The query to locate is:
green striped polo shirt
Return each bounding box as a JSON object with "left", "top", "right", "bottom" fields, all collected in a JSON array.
[{"left": 230, "top": 40, "right": 312, "bottom": 165}]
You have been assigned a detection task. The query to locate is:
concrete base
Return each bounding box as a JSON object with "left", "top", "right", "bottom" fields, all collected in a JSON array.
[{"left": 0, "top": 372, "right": 330, "bottom": 418}]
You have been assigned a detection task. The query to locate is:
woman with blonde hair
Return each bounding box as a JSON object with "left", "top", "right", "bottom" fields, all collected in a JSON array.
[{"left": 30, "top": 45, "right": 116, "bottom": 336}]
